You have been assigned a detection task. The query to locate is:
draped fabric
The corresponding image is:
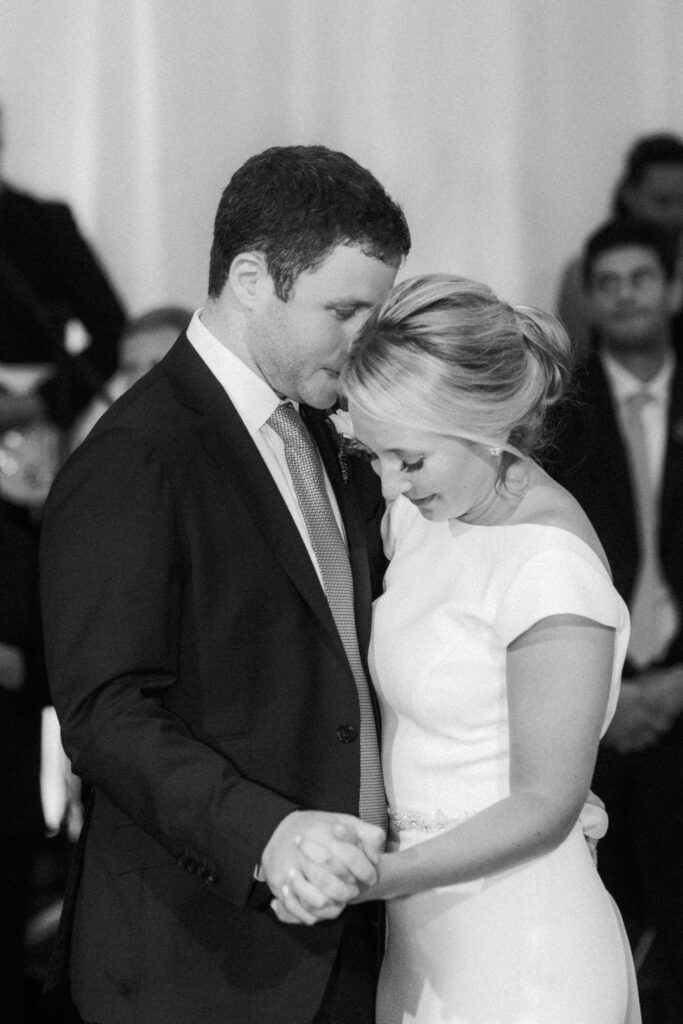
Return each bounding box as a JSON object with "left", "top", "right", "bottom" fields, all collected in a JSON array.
[{"left": 1, "top": 0, "right": 682, "bottom": 315}]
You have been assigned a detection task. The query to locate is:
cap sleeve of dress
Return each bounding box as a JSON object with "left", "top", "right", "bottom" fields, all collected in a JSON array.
[{"left": 494, "top": 545, "right": 627, "bottom": 647}]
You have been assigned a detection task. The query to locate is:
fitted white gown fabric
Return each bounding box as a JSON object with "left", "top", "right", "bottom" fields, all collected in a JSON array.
[{"left": 371, "top": 497, "right": 640, "bottom": 1024}]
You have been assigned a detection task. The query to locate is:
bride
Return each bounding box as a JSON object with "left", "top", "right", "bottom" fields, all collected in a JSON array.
[{"left": 278, "top": 274, "right": 641, "bottom": 1023}]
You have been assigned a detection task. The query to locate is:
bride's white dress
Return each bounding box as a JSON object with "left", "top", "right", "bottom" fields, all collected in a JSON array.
[{"left": 370, "top": 497, "right": 641, "bottom": 1024}]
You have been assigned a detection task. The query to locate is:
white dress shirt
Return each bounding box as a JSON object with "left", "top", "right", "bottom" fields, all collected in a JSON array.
[
  {"left": 600, "top": 348, "right": 674, "bottom": 496},
  {"left": 186, "top": 310, "right": 345, "bottom": 587}
]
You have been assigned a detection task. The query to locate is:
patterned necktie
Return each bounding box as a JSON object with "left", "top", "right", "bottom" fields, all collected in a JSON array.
[
  {"left": 268, "top": 403, "right": 387, "bottom": 830},
  {"left": 622, "top": 390, "right": 677, "bottom": 667}
]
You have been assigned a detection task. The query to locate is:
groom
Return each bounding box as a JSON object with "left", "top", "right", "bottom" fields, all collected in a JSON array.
[{"left": 40, "top": 146, "right": 410, "bottom": 1024}]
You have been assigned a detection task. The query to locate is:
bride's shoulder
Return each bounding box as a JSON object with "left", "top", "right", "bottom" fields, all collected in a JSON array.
[{"left": 510, "top": 464, "right": 610, "bottom": 572}]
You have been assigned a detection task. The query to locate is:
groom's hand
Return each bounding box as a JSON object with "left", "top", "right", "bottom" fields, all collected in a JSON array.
[{"left": 261, "top": 811, "right": 384, "bottom": 925}]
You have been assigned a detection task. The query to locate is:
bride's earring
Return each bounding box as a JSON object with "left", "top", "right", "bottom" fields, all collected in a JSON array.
[{"left": 488, "top": 446, "right": 502, "bottom": 457}]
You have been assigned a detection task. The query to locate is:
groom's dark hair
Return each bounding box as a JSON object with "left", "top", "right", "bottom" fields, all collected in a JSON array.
[{"left": 208, "top": 145, "right": 410, "bottom": 300}]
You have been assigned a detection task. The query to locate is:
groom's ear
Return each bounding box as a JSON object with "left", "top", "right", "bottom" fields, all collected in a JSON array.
[{"left": 229, "top": 252, "right": 273, "bottom": 311}]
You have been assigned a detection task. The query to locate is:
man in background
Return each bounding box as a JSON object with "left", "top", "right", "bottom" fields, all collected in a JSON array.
[
  {"left": 69, "top": 305, "right": 192, "bottom": 448},
  {"left": 0, "top": 101, "right": 125, "bottom": 510},
  {"left": 548, "top": 218, "right": 683, "bottom": 1019},
  {"left": 0, "top": 497, "right": 48, "bottom": 1022},
  {"left": 556, "top": 133, "right": 683, "bottom": 360}
]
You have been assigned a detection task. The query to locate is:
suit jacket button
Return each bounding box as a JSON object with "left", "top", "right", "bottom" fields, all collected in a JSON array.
[
  {"left": 337, "top": 724, "right": 357, "bottom": 743},
  {"left": 205, "top": 872, "right": 218, "bottom": 885}
]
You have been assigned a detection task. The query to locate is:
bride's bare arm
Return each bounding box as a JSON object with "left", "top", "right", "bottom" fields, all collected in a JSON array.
[{"left": 357, "top": 613, "right": 614, "bottom": 902}]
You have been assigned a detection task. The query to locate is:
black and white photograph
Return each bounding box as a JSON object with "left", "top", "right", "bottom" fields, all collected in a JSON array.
[{"left": 1, "top": 3, "right": 682, "bottom": 1022}]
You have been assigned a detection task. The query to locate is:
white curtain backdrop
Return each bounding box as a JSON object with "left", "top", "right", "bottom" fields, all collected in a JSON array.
[{"left": 1, "top": 0, "right": 682, "bottom": 317}]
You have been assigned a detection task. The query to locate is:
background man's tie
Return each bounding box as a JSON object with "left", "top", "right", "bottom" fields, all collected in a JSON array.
[
  {"left": 622, "top": 390, "right": 677, "bottom": 667},
  {"left": 268, "top": 403, "right": 386, "bottom": 830}
]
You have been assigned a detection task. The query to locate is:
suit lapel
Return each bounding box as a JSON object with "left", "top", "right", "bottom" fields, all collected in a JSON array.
[{"left": 160, "top": 338, "right": 348, "bottom": 664}]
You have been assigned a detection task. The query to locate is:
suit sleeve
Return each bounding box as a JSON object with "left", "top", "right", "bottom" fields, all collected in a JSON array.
[
  {"left": 37, "top": 203, "right": 126, "bottom": 427},
  {"left": 40, "top": 428, "right": 298, "bottom": 908}
]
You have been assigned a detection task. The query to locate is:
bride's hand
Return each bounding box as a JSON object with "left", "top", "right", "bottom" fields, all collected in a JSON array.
[
  {"left": 349, "top": 852, "right": 397, "bottom": 904},
  {"left": 263, "top": 813, "right": 383, "bottom": 925},
  {"left": 270, "top": 826, "right": 379, "bottom": 925},
  {"left": 270, "top": 865, "right": 347, "bottom": 925},
  {"left": 271, "top": 848, "right": 402, "bottom": 921}
]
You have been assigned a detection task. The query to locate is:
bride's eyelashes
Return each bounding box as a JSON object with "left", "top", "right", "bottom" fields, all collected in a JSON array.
[
  {"left": 400, "top": 458, "right": 425, "bottom": 473},
  {"left": 367, "top": 454, "right": 426, "bottom": 473}
]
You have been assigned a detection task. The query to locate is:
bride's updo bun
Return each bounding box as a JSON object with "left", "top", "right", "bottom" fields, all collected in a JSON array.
[
  {"left": 507, "top": 303, "right": 572, "bottom": 454},
  {"left": 341, "top": 274, "right": 573, "bottom": 464}
]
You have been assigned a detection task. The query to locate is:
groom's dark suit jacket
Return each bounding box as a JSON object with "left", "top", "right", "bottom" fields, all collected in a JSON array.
[{"left": 40, "top": 335, "right": 386, "bottom": 1024}]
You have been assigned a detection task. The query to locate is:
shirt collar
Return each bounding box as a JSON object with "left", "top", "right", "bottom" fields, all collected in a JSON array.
[
  {"left": 600, "top": 347, "right": 675, "bottom": 405},
  {"left": 186, "top": 310, "right": 292, "bottom": 429}
]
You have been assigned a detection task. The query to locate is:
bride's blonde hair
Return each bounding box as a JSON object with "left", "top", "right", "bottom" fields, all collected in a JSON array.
[{"left": 341, "top": 274, "right": 573, "bottom": 464}]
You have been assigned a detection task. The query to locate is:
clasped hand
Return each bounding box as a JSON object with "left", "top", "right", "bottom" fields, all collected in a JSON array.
[{"left": 260, "top": 810, "right": 385, "bottom": 926}]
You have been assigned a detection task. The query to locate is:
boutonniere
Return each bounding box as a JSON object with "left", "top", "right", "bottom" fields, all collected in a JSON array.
[
  {"left": 326, "top": 408, "right": 373, "bottom": 483},
  {"left": 673, "top": 419, "right": 683, "bottom": 445}
]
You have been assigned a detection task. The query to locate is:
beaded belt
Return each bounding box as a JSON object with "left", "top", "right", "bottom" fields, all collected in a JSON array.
[{"left": 388, "top": 806, "right": 477, "bottom": 834}]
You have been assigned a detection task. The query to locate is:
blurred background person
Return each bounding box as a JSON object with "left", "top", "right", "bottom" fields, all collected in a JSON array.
[
  {"left": 0, "top": 101, "right": 126, "bottom": 514},
  {"left": 547, "top": 218, "right": 683, "bottom": 1023},
  {"left": 556, "top": 134, "right": 683, "bottom": 361},
  {"left": 0, "top": 96, "right": 126, "bottom": 1023},
  {"left": 0, "top": 496, "right": 49, "bottom": 1023},
  {"left": 69, "top": 305, "right": 192, "bottom": 448}
]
